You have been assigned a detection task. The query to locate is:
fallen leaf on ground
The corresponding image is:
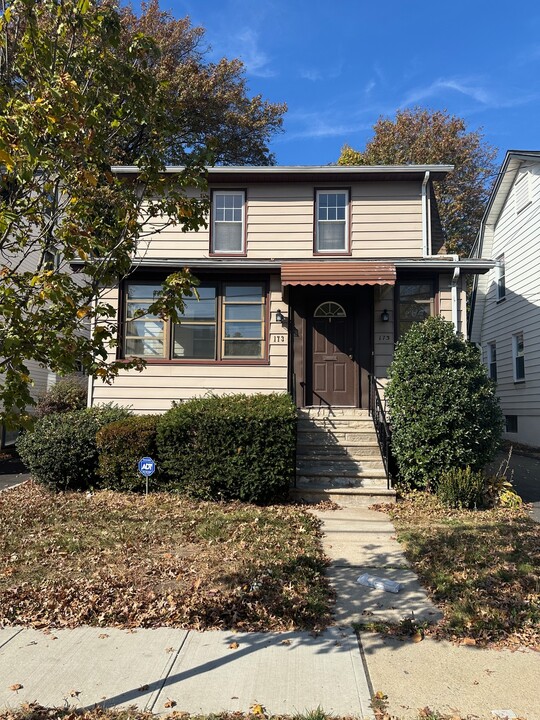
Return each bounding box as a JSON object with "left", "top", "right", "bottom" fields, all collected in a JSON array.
[
  {"left": 462, "top": 637, "right": 476, "bottom": 646},
  {"left": 228, "top": 641, "right": 239, "bottom": 649},
  {"left": 138, "top": 685, "right": 149, "bottom": 692},
  {"left": 279, "top": 639, "right": 291, "bottom": 645},
  {"left": 164, "top": 699, "right": 176, "bottom": 708},
  {"left": 9, "top": 684, "right": 23, "bottom": 692},
  {"left": 98, "top": 634, "right": 109, "bottom": 639},
  {"left": 250, "top": 703, "right": 265, "bottom": 715}
]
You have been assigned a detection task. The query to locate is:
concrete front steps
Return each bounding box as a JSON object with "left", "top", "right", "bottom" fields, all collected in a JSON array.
[{"left": 291, "top": 407, "right": 396, "bottom": 506}]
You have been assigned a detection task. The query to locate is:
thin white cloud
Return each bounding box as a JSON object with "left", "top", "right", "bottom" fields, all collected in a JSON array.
[
  {"left": 515, "top": 44, "right": 540, "bottom": 66},
  {"left": 400, "top": 76, "right": 539, "bottom": 112},
  {"left": 400, "top": 77, "right": 492, "bottom": 106},
  {"left": 300, "top": 69, "right": 323, "bottom": 82},
  {"left": 364, "top": 80, "right": 376, "bottom": 95},
  {"left": 281, "top": 110, "right": 373, "bottom": 141},
  {"left": 234, "top": 28, "right": 276, "bottom": 77}
]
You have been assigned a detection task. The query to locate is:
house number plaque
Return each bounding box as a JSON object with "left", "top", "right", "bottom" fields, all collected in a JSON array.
[{"left": 271, "top": 335, "right": 286, "bottom": 343}]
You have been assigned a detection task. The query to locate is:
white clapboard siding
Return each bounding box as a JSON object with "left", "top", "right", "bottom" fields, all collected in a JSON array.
[{"left": 479, "top": 161, "right": 540, "bottom": 443}]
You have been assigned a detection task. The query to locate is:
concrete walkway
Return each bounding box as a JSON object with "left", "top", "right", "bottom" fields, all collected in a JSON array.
[{"left": 314, "top": 506, "right": 540, "bottom": 720}]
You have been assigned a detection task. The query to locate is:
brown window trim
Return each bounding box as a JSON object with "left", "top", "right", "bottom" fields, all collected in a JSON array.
[
  {"left": 209, "top": 188, "right": 248, "bottom": 257},
  {"left": 313, "top": 186, "right": 352, "bottom": 256},
  {"left": 120, "top": 273, "right": 270, "bottom": 364}
]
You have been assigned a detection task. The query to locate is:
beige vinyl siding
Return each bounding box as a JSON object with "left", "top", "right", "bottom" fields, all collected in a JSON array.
[
  {"left": 91, "top": 275, "right": 287, "bottom": 414},
  {"left": 373, "top": 285, "right": 395, "bottom": 378},
  {"left": 480, "top": 163, "right": 540, "bottom": 442},
  {"left": 437, "top": 273, "right": 467, "bottom": 336},
  {"left": 135, "top": 181, "right": 424, "bottom": 261}
]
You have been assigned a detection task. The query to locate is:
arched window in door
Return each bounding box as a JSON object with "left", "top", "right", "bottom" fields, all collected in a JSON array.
[{"left": 314, "top": 301, "right": 346, "bottom": 318}]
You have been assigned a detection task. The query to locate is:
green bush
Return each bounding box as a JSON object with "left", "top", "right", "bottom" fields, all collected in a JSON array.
[
  {"left": 17, "top": 405, "right": 131, "bottom": 491},
  {"left": 35, "top": 375, "right": 88, "bottom": 418},
  {"left": 436, "top": 467, "right": 485, "bottom": 509},
  {"left": 386, "top": 316, "right": 503, "bottom": 489},
  {"left": 96, "top": 415, "right": 160, "bottom": 491},
  {"left": 156, "top": 393, "right": 297, "bottom": 503}
]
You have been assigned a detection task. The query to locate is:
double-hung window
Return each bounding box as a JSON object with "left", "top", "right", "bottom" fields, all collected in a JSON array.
[
  {"left": 496, "top": 256, "right": 505, "bottom": 301},
  {"left": 211, "top": 190, "right": 245, "bottom": 254},
  {"left": 512, "top": 332, "right": 525, "bottom": 382},
  {"left": 124, "top": 280, "right": 266, "bottom": 361},
  {"left": 487, "top": 342, "right": 497, "bottom": 381},
  {"left": 316, "top": 190, "right": 349, "bottom": 252}
]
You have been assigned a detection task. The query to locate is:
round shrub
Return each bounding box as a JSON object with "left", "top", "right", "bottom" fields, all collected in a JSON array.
[
  {"left": 386, "top": 316, "right": 503, "bottom": 489},
  {"left": 17, "top": 405, "right": 131, "bottom": 491},
  {"left": 96, "top": 414, "right": 161, "bottom": 492},
  {"left": 35, "top": 375, "right": 88, "bottom": 418}
]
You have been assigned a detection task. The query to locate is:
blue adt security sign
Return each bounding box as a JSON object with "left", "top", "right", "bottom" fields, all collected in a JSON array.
[{"left": 138, "top": 457, "right": 155, "bottom": 477}]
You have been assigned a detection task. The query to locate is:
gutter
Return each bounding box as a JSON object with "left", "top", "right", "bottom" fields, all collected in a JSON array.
[
  {"left": 450, "top": 256, "right": 460, "bottom": 335},
  {"left": 421, "top": 171, "right": 430, "bottom": 257}
]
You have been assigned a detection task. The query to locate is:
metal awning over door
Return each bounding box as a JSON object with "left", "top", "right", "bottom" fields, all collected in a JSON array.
[{"left": 281, "top": 261, "right": 396, "bottom": 286}]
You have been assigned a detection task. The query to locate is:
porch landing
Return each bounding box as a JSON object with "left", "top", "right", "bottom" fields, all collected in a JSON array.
[{"left": 291, "top": 408, "right": 396, "bottom": 507}]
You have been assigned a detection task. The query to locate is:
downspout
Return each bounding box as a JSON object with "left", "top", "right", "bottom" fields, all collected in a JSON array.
[
  {"left": 451, "top": 257, "right": 460, "bottom": 335},
  {"left": 421, "top": 171, "right": 430, "bottom": 257}
]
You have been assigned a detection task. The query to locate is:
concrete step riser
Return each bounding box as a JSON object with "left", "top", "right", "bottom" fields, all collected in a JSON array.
[
  {"left": 298, "top": 431, "right": 377, "bottom": 444},
  {"left": 297, "top": 460, "right": 385, "bottom": 474},
  {"left": 296, "top": 476, "right": 388, "bottom": 489},
  {"left": 298, "top": 409, "right": 370, "bottom": 418},
  {"left": 297, "top": 449, "right": 382, "bottom": 461},
  {"left": 290, "top": 487, "right": 396, "bottom": 507}
]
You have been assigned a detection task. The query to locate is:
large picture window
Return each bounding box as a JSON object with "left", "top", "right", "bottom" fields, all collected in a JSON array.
[
  {"left": 397, "top": 280, "right": 435, "bottom": 338},
  {"left": 211, "top": 190, "right": 245, "bottom": 254},
  {"left": 124, "top": 280, "right": 266, "bottom": 361},
  {"left": 315, "top": 190, "right": 349, "bottom": 252}
]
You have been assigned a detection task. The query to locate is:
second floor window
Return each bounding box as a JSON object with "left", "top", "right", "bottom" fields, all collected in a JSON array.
[
  {"left": 211, "top": 191, "right": 245, "bottom": 254},
  {"left": 316, "top": 190, "right": 349, "bottom": 252}
]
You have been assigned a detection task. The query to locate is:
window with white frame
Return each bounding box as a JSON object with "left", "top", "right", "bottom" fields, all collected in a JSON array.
[
  {"left": 487, "top": 342, "right": 497, "bottom": 381},
  {"left": 124, "top": 280, "right": 266, "bottom": 361},
  {"left": 496, "top": 256, "right": 505, "bottom": 301},
  {"left": 211, "top": 191, "right": 245, "bottom": 254},
  {"left": 316, "top": 190, "right": 349, "bottom": 252},
  {"left": 512, "top": 332, "right": 525, "bottom": 382}
]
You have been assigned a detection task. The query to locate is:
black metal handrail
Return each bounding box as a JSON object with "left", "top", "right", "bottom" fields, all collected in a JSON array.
[{"left": 368, "top": 373, "right": 393, "bottom": 489}]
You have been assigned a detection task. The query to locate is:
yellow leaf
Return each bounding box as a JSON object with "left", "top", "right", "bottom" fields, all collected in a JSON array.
[
  {"left": 77, "top": 307, "right": 91, "bottom": 318},
  {"left": 0, "top": 149, "right": 15, "bottom": 170},
  {"left": 250, "top": 704, "right": 265, "bottom": 716}
]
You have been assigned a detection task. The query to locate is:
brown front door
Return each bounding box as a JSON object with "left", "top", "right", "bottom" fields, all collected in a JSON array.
[{"left": 310, "top": 301, "right": 356, "bottom": 406}]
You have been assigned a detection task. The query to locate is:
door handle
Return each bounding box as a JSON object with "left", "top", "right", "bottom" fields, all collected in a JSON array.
[{"left": 348, "top": 348, "right": 353, "bottom": 359}]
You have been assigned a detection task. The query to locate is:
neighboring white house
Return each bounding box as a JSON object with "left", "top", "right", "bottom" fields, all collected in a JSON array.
[
  {"left": 470, "top": 150, "right": 540, "bottom": 448},
  {"left": 0, "top": 250, "right": 60, "bottom": 448}
]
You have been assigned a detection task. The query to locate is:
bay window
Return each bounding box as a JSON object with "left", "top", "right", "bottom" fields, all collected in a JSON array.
[{"left": 124, "top": 279, "right": 266, "bottom": 361}]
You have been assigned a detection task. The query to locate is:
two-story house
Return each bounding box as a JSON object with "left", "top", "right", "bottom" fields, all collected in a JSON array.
[
  {"left": 89, "top": 164, "right": 493, "bottom": 502},
  {"left": 470, "top": 150, "right": 540, "bottom": 449}
]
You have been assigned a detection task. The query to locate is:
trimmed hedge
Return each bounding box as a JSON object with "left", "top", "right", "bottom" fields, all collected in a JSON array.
[
  {"left": 156, "top": 393, "right": 297, "bottom": 503},
  {"left": 17, "top": 405, "right": 131, "bottom": 491},
  {"left": 96, "top": 414, "right": 160, "bottom": 492}
]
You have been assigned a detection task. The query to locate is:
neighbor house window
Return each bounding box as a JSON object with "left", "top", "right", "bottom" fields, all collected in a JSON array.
[
  {"left": 505, "top": 415, "right": 518, "bottom": 433},
  {"left": 512, "top": 332, "right": 525, "bottom": 381},
  {"left": 315, "top": 190, "right": 349, "bottom": 252},
  {"left": 124, "top": 280, "right": 266, "bottom": 361},
  {"left": 496, "top": 256, "right": 505, "bottom": 301},
  {"left": 397, "top": 280, "right": 435, "bottom": 338},
  {"left": 487, "top": 342, "right": 497, "bottom": 381},
  {"left": 211, "top": 190, "right": 246, "bottom": 254}
]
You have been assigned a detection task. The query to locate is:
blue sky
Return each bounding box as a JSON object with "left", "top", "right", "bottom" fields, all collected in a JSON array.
[{"left": 168, "top": 0, "right": 540, "bottom": 166}]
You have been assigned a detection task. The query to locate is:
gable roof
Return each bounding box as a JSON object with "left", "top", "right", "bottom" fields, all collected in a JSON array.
[{"left": 469, "top": 150, "right": 540, "bottom": 341}]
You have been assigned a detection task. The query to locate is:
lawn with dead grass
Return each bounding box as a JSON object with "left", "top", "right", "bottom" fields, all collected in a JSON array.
[
  {"left": 384, "top": 492, "right": 540, "bottom": 649},
  {"left": 0, "top": 483, "right": 333, "bottom": 631}
]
